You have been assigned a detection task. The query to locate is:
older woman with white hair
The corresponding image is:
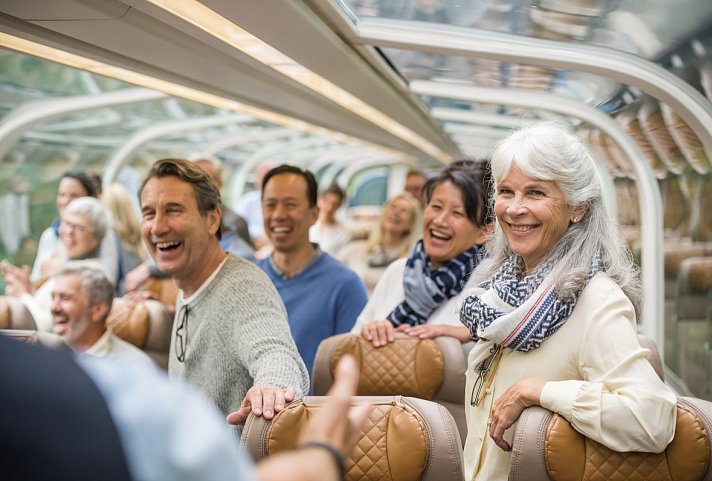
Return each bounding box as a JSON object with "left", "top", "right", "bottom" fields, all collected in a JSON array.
[
  {"left": 459, "top": 122, "right": 676, "bottom": 480},
  {"left": 1, "top": 196, "right": 112, "bottom": 331}
]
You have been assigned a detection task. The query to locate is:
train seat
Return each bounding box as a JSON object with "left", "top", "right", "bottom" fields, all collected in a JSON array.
[
  {"left": 312, "top": 333, "right": 469, "bottom": 442},
  {"left": 105, "top": 298, "right": 172, "bottom": 369},
  {"left": 0, "top": 296, "right": 36, "bottom": 330},
  {"left": 637, "top": 334, "right": 664, "bottom": 381},
  {"left": 509, "top": 397, "right": 712, "bottom": 481},
  {"left": 676, "top": 256, "right": 712, "bottom": 320},
  {"left": 241, "top": 395, "right": 464, "bottom": 481},
  {"left": 664, "top": 243, "right": 712, "bottom": 299},
  {"left": 142, "top": 276, "right": 180, "bottom": 308}
]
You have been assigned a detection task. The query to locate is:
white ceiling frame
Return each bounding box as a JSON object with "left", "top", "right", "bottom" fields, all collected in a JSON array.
[
  {"left": 103, "top": 114, "right": 251, "bottom": 187},
  {"left": 356, "top": 18, "right": 712, "bottom": 158},
  {"left": 0, "top": 88, "right": 166, "bottom": 162},
  {"left": 411, "top": 80, "right": 665, "bottom": 358}
]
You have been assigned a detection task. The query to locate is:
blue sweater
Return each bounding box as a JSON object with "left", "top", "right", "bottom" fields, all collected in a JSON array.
[{"left": 258, "top": 252, "right": 368, "bottom": 378}]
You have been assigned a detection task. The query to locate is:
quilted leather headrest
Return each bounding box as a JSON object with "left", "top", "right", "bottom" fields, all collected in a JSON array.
[
  {"left": 241, "top": 395, "right": 464, "bottom": 481},
  {"left": 1, "top": 329, "right": 66, "bottom": 349},
  {"left": 327, "top": 334, "right": 445, "bottom": 400},
  {"left": 513, "top": 398, "right": 711, "bottom": 481},
  {"left": 0, "top": 296, "right": 36, "bottom": 330}
]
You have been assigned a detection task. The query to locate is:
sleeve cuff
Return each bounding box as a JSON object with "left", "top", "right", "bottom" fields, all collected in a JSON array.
[{"left": 540, "top": 380, "right": 587, "bottom": 421}]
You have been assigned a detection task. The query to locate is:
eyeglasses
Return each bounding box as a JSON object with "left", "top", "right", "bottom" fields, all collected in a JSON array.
[
  {"left": 470, "top": 346, "right": 503, "bottom": 407},
  {"left": 61, "top": 220, "right": 91, "bottom": 233},
  {"left": 175, "top": 304, "right": 189, "bottom": 362}
]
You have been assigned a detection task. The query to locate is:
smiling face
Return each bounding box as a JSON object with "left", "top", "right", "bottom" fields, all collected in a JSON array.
[
  {"left": 56, "top": 177, "right": 90, "bottom": 214},
  {"left": 140, "top": 176, "right": 221, "bottom": 290},
  {"left": 422, "top": 181, "right": 487, "bottom": 268},
  {"left": 262, "top": 173, "right": 318, "bottom": 254},
  {"left": 59, "top": 213, "right": 101, "bottom": 260},
  {"left": 382, "top": 197, "right": 415, "bottom": 238},
  {"left": 50, "top": 273, "right": 102, "bottom": 350},
  {"left": 494, "top": 164, "right": 578, "bottom": 272}
]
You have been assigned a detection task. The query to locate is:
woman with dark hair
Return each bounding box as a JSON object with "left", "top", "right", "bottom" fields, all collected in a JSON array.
[
  {"left": 351, "top": 160, "right": 491, "bottom": 344},
  {"left": 459, "top": 122, "right": 675, "bottom": 480},
  {"left": 310, "top": 182, "right": 351, "bottom": 255}
]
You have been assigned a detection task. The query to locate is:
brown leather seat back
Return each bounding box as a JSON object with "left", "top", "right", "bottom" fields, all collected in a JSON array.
[
  {"left": 312, "top": 333, "right": 468, "bottom": 441},
  {"left": 509, "top": 397, "right": 712, "bottom": 481},
  {"left": 637, "top": 334, "right": 664, "bottom": 381},
  {"left": 143, "top": 276, "right": 179, "bottom": 307},
  {"left": 0, "top": 296, "right": 37, "bottom": 330},
  {"left": 241, "top": 395, "right": 464, "bottom": 481},
  {"left": 106, "top": 298, "right": 172, "bottom": 369}
]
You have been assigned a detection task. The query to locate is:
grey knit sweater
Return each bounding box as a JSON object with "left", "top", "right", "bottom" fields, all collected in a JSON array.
[{"left": 168, "top": 255, "right": 309, "bottom": 416}]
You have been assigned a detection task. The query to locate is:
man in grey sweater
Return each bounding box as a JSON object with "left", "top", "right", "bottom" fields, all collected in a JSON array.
[{"left": 139, "top": 158, "right": 309, "bottom": 425}]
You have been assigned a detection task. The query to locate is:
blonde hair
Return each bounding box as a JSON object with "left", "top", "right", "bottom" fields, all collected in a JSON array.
[
  {"left": 102, "top": 183, "right": 146, "bottom": 261},
  {"left": 364, "top": 192, "right": 422, "bottom": 259}
]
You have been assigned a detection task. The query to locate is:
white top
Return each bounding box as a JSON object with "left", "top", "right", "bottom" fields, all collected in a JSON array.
[
  {"left": 84, "top": 329, "right": 155, "bottom": 370},
  {"left": 463, "top": 273, "right": 677, "bottom": 481},
  {"left": 310, "top": 220, "right": 351, "bottom": 255},
  {"left": 336, "top": 241, "right": 389, "bottom": 296},
  {"left": 351, "top": 257, "right": 477, "bottom": 332}
]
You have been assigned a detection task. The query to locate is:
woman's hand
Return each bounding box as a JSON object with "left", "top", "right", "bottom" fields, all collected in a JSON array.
[
  {"left": 361, "top": 320, "right": 396, "bottom": 347},
  {"left": 1, "top": 260, "right": 32, "bottom": 297},
  {"left": 401, "top": 324, "right": 472, "bottom": 343},
  {"left": 488, "top": 377, "right": 545, "bottom": 451}
]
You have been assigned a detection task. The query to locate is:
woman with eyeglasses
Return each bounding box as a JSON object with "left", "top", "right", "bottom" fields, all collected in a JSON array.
[
  {"left": 1, "top": 196, "right": 111, "bottom": 332},
  {"left": 458, "top": 122, "right": 676, "bottom": 480},
  {"left": 28, "top": 171, "right": 121, "bottom": 287}
]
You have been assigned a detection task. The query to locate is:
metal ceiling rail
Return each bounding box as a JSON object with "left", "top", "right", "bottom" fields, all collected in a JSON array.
[
  {"left": 430, "top": 108, "right": 536, "bottom": 129},
  {"left": 410, "top": 80, "right": 665, "bottom": 357},
  {"left": 205, "top": 128, "right": 297, "bottom": 155},
  {"left": 357, "top": 19, "right": 712, "bottom": 158},
  {"left": 0, "top": 88, "right": 166, "bottom": 162},
  {"left": 103, "top": 114, "right": 251, "bottom": 187}
]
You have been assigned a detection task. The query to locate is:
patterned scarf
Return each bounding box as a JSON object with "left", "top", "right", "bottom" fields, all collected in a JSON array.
[
  {"left": 460, "top": 252, "right": 602, "bottom": 368},
  {"left": 387, "top": 240, "right": 482, "bottom": 327}
]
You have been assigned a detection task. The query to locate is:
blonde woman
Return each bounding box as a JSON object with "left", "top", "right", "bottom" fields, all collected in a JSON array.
[
  {"left": 101, "top": 183, "right": 146, "bottom": 292},
  {"left": 337, "top": 192, "right": 421, "bottom": 295}
]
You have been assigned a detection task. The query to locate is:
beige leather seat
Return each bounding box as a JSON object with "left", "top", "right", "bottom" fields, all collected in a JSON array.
[
  {"left": 312, "top": 333, "right": 469, "bottom": 442},
  {"left": 241, "top": 395, "right": 464, "bottom": 481},
  {"left": 509, "top": 397, "right": 712, "bottom": 481},
  {"left": 106, "top": 298, "right": 172, "bottom": 369},
  {"left": 0, "top": 296, "right": 36, "bottom": 330}
]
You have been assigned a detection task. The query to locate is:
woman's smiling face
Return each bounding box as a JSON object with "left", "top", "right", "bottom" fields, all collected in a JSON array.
[
  {"left": 422, "top": 181, "right": 486, "bottom": 268},
  {"left": 494, "top": 164, "right": 576, "bottom": 272}
]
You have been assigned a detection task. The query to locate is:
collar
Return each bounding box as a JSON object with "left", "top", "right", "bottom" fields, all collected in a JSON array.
[
  {"left": 181, "top": 255, "right": 230, "bottom": 305},
  {"left": 269, "top": 245, "right": 322, "bottom": 280},
  {"left": 84, "top": 329, "right": 113, "bottom": 357}
]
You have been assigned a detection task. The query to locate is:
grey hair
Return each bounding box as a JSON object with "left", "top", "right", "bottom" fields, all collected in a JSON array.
[
  {"left": 54, "top": 261, "right": 115, "bottom": 310},
  {"left": 475, "top": 122, "right": 640, "bottom": 313},
  {"left": 62, "top": 196, "right": 111, "bottom": 241}
]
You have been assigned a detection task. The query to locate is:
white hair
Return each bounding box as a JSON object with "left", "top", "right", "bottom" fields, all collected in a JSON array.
[
  {"left": 62, "top": 196, "right": 111, "bottom": 242},
  {"left": 475, "top": 122, "right": 640, "bottom": 313}
]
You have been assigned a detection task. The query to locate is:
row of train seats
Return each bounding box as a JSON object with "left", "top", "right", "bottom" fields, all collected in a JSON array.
[
  {"left": 240, "top": 332, "right": 712, "bottom": 481},
  {"left": 664, "top": 241, "right": 712, "bottom": 398},
  {"left": 0, "top": 276, "right": 176, "bottom": 368}
]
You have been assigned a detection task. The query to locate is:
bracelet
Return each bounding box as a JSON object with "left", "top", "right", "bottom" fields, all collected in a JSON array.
[{"left": 297, "top": 441, "right": 346, "bottom": 480}]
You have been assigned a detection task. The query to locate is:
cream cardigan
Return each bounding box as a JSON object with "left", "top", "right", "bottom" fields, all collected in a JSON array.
[{"left": 463, "top": 273, "right": 677, "bottom": 481}]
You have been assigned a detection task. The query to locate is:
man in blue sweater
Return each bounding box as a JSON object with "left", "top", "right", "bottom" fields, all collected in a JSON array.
[{"left": 258, "top": 165, "right": 368, "bottom": 378}]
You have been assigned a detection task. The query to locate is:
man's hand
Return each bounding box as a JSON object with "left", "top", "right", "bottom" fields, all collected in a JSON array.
[
  {"left": 123, "top": 262, "right": 150, "bottom": 293},
  {"left": 298, "top": 356, "right": 370, "bottom": 451},
  {"left": 226, "top": 385, "right": 296, "bottom": 425}
]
